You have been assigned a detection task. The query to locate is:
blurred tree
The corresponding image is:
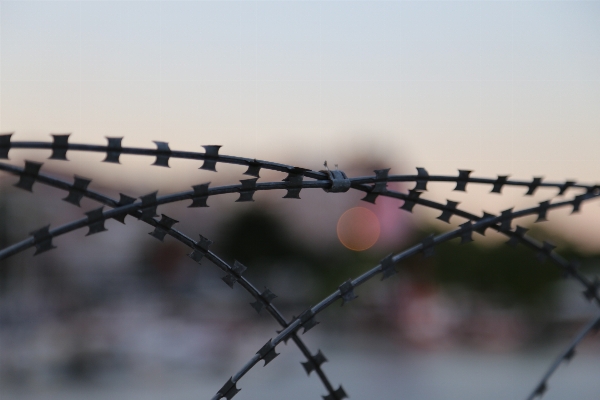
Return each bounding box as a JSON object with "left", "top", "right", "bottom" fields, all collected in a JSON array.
[
  {"left": 214, "top": 206, "right": 382, "bottom": 302},
  {"left": 216, "top": 206, "right": 299, "bottom": 269},
  {"left": 428, "top": 235, "right": 561, "bottom": 309},
  {"left": 393, "top": 220, "right": 600, "bottom": 312}
]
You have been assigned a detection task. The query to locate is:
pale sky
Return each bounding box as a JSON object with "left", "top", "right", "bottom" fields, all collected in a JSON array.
[{"left": 1, "top": 1, "right": 600, "bottom": 248}]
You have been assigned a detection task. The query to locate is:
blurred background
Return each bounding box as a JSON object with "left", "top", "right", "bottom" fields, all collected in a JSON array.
[{"left": 1, "top": 1, "right": 600, "bottom": 399}]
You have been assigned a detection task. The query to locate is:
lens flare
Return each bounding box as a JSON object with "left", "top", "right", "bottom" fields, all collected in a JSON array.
[{"left": 336, "top": 207, "right": 380, "bottom": 251}]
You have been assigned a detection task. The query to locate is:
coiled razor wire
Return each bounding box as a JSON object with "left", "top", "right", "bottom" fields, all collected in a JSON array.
[
  {"left": 1, "top": 135, "right": 600, "bottom": 399},
  {"left": 0, "top": 162, "right": 342, "bottom": 399}
]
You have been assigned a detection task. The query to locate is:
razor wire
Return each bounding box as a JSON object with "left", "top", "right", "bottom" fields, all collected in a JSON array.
[
  {"left": 2, "top": 167, "right": 598, "bottom": 400},
  {"left": 1, "top": 166, "right": 598, "bottom": 398},
  {"left": 0, "top": 162, "right": 596, "bottom": 396},
  {"left": 0, "top": 136, "right": 599, "bottom": 399},
  {"left": 209, "top": 190, "right": 600, "bottom": 400},
  {"left": 0, "top": 134, "right": 596, "bottom": 197},
  {"left": 0, "top": 159, "right": 594, "bottom": 292},
  {"left": 0, "top": 162, "right": 342, "bottom": 399}
]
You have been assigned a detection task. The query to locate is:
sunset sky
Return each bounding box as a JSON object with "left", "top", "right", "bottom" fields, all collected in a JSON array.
[{"left": 1, "top": 1, "right": 600, "bottom": 248}]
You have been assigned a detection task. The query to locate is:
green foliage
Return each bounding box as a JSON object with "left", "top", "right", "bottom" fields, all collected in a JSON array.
[
  {"left": 215, "top": 206, "right": 300, "bottom": 270},
  {"left": 430, "top": 238, "right": 561, "bottom": 308},
  {"left": 214, "top": 206, "right": 380, "bottom": 301},
  {"left": 215, "top": 206, "right": 600, "bottom": 310}
]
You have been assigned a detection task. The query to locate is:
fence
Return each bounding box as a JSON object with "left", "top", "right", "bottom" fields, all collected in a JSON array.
[{"left": 0, "top": 133, "right": 599, "bottom": 399}]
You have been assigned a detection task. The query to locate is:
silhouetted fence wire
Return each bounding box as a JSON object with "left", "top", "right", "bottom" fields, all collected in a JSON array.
[{"left": 1, "top": 135, "right": 599, "bottom": 399}]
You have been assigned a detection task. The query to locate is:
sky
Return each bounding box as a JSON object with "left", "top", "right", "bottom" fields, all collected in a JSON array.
[{"left": 1, "top": 0, "right": 600, "bottom": 248}]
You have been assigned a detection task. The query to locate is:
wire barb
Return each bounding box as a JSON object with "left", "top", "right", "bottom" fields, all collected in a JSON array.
[
  {"left": 104, "top": 137, "right": 123, "bottom": 163},
  {"left": 243, "top": 160, "right": 261, "bottom": 177},
  {"left": 283, "top": 172, "right": 303, "bottom": 199},
  {"left": 49, "top": 134, "right": 70, "bottom": 160},
  {"left": 152, "top": 141, "right": 171, "bottom": 167},
  {"left": 536, "top": 201, "right": 550, "bottom": 222},
  {"left": 14, "top": 161, "right": 43, "bottom": 192},
  {"left": 380, "top": 253, "right": 397, "bottom": 280},
  {"left": 361, "top": 168, "right": 390, "bottom": 203},
  {"left": 85, "top": 207, "right": 108, "bottom": 236},
  {"left": 63, "top": 176, "right": 92, "bottom": 207},
  {"left": 216, "top": 377, "right": 240, "bottom": 400},
  {"left": 0, "top": 133, "right": 12, "bottom": 159},
  {"left": 190, "top": 182, "right": 210, "bottom": 207},
  {"left": 139, "top": 192, "right": 159, "bottom": 220},
  {"left": 476, "top": 212, "right": 496, "bottom": 235},
  {"left": 148, "top": 214, "right": 179, "bottom": 241},
  {"left": 302, "top": 350, "right": 328, "bottom": 376},
  {"left": 323, "top": 386, "right": 348, "bottom": 400},
  {"left": 188, "top": 234, "right": 213, "bottom": 263},
  {"left": 499, "top": 208, "right": 514, "bottom": 232},
  {"left": 250, "top": 288, "right": 277, "bottom": 314},
  {"left": 30, "top": 225, "right": 56, "bottom": 255},
  {"left": 437, "top": 200, "right": 459, "bottom": 223},
  {"left": 454, "top": 169, "right": 472, "bottom": 191},
  {"left": 338, "top": 279, "right": 358, "bottom": 306},
  {"left": 414, "top": 167, "right": 429, "bottom": 191},
  {"left": 491, "top": 175, "right": 509, "bottom": 193},
  {"left": 526, "top": 177, "right": 543, "bottom": 195},
  {"left": 200, "top": 145, "right": 222, "bottom": 171},
  {"left": 256, "top": 339, "right": 280, "bottom": 366},
  {"left": 236, "top": 179, "right": 258, "bottom": 202},
  {"left": 400, "top": 189, "right": 422, "bottom": 213},
  {"left": 114, "top": 193, "right": 136, "bottom": 224},
  {"left": 298, "top": 309, "right": 320, "bottom": 334},
  {"left": 582, "top": 277, "right": 600, "bottom": 302},
  {"left": 558, "top": 181, "right": 575, "bottom": 195},
  {"left": 571, "top": 194, "right": 585, "bottom": 213},
  {"left": 222, "top": 260, "right": 247, "bottom": 289}
]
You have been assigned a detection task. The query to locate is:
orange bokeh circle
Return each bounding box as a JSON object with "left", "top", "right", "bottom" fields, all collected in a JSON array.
[{"left": 336, "top": 207, "right": 380, "bottom": 251}]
